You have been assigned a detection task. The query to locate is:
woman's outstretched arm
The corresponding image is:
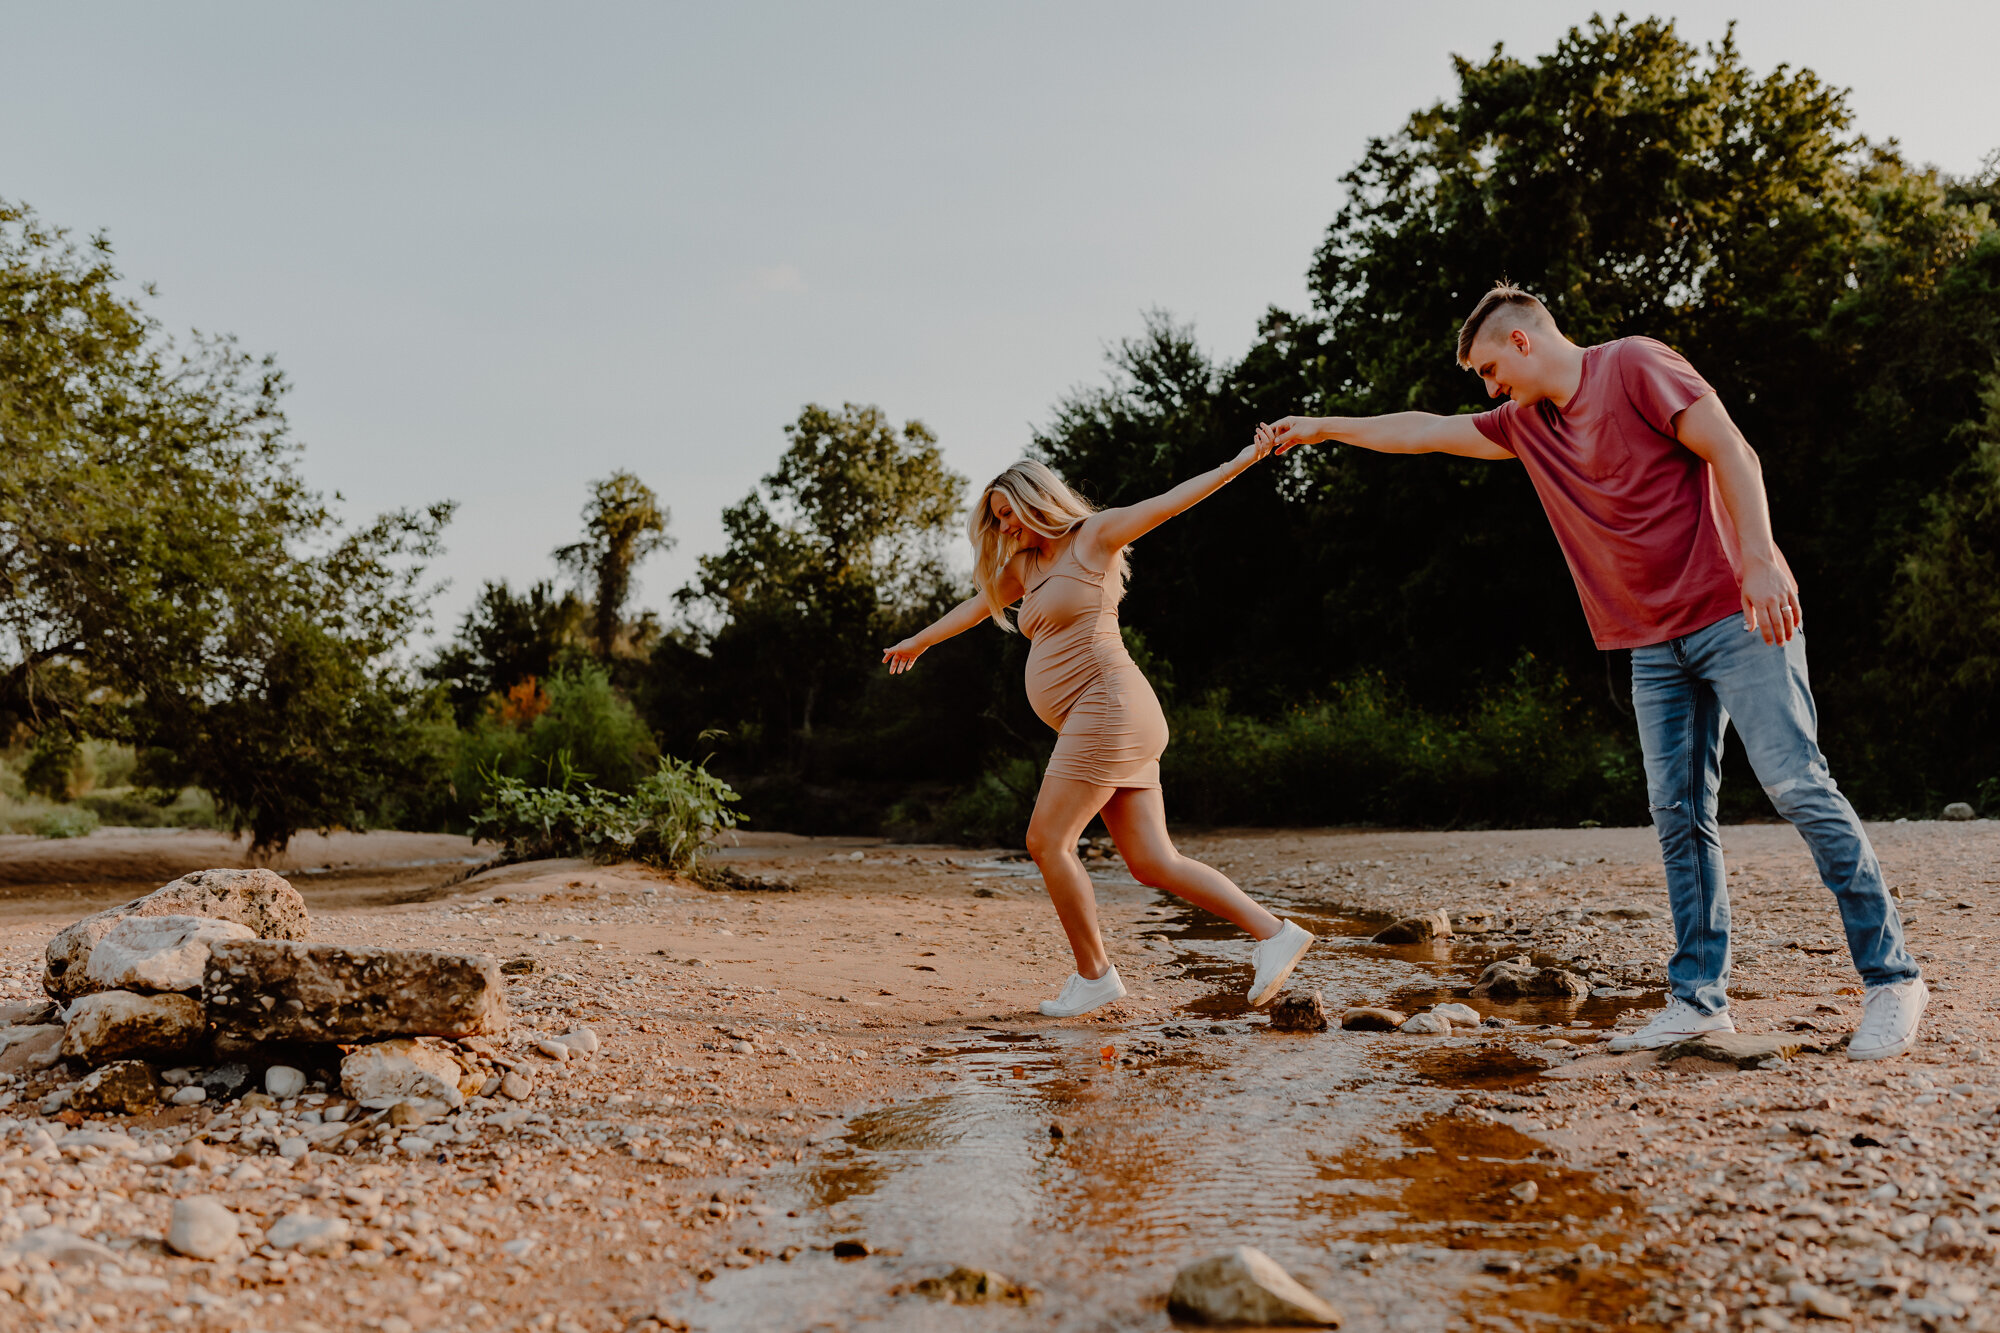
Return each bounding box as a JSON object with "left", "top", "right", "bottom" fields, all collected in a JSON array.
[
  {"left": 883, "top": 566, "right": 1020, "bottom": 674},
  {"left": 1076, "top": 437, "right": 1270, "bottom": 566}
]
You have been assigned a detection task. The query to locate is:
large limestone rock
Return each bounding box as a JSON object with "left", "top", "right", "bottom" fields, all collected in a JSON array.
[
  {"left": 204, "top": 941, "right": 506, "bottom": 1043},
  {"left": 61, "top": 991, "right": 205, "bottom": 1063},
  {"left": 1167, "top": 1246, "right": 1343, "bottom": 1326},
  {"left": 341, "top": 1039, "right": 467, "bottom": 1109},
  {"left": 84, "top": 915, "right": 256, "bottom": 993},
  {"left": 44, "top": 869, "right": 306, "bottom": 1000}
]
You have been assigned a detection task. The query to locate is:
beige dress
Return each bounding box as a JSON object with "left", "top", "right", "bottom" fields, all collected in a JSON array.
[{"left": 1016, "top": 536, "right": 1169, "bottom": 789}]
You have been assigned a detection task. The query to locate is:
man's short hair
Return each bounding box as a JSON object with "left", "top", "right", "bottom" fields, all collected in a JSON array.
[{"left": 1457, "top": 283, "right": 1555, "bottom": 365}]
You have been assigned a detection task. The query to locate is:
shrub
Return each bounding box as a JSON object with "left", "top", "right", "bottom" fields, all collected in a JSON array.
[
  {"left": 449, "top": 663, "right": 660, "bottom": 819},
  {"left": 33, "top": 807, "right": 99, "bottom": 839},
  {"left": 931, "top": 758, "right": 1041, "bottom": 846},
  {"left": 1160, "top": 660, "right": 1642, "bottom": 828},
  {"left": 620, "top": 756, "right": 746, "bottom": 874},
  {"left": 468, "top": 753, "right": 742, "bottom": 875}
]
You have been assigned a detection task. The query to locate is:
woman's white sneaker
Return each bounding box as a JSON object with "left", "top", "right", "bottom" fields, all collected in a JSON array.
[
  {"left": 1039, "top": 966, "right": 1128, "bottom": 1017},
  {"left": 1848, "top": 976, "right": 1927, "bottom": 1061},
  {"left": 1247, "top": 920, "right": 1314, "bottom": 1007},
  {"left": 1606, "top": 997, "right": 1735, "bottom": 1052}
]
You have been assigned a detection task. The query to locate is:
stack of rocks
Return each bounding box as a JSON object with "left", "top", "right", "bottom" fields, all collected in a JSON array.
[{"left": 5, "top": 868, "right": 510, "bottom": 1119}]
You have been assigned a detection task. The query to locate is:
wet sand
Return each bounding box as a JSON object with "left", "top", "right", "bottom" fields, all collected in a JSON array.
[{"left": 1, "top": 818, "right": 1996, "bottom": 1330}]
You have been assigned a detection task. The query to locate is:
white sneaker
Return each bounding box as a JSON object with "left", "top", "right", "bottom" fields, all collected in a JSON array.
[
  {"left": 1039, "top": 965, "right": 1127, "bottom": 1017},
  {"left": 1605, "top": 997, "right": 1735, "bottom": 1052},
  {"left": 1247, "top": 920, "right": 1314, "bottom": 1007},
  {"left": 1848, "top": 976, "right": 1928, "bottom": 1061}
]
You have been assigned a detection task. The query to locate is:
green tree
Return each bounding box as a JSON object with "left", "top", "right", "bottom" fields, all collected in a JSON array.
[
  {"left": 427, "top": 579, "right": 589, "bottom": 724},
  {"left": 676, "top": 403, "right": 965, "bottom": 744},
  {"left": 1035, "top": 15, "right": 2000, "bottom": 818},
  {"left": 0, "top": 199, "right": 452, "bottom": 850},
  {"left": 555, "top": 471, "right": 671, "bottom": 658},
  {"left": 1883, "top": 375, "right": 2000, "bottom": 805}
]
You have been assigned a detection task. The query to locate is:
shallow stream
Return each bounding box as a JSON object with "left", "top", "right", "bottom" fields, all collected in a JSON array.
[{"left": 676, "top": 892, "right": 1666, "bottom": 1332}]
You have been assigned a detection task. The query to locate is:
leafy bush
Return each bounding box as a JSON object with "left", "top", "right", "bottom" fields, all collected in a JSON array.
[
  {"left": 33, "top": 807, "right": 99, "bottom": 839},
  {"left": 1160, "top": 661, "right": 1641, "bottom": 829},
  {"left": 927, "top": 758, "right": 1041, "bottom": 846},
  {"left": 449, "top": 663, "right": 661, "bottom": 818},
  {"left": 469, "top": 753, "right": 742, "bottom": 875},
  {"left": 620, "top": 756, "right": 747, "bottom": 874}
]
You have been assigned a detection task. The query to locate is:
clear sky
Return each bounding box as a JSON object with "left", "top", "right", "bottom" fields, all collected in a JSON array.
[{"left": 4, "top": 3, "right": 1995, "bottom": 641}]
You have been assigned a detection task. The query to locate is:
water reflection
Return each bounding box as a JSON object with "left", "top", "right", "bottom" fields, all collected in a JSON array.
[{"left": 677, "top": 893, "right": 1658, "bottom": 1332}]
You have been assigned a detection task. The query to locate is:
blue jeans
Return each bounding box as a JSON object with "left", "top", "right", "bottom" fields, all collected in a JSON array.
[{"left": 1630, "top": 614, "right": 1918, "bottom": 1014}]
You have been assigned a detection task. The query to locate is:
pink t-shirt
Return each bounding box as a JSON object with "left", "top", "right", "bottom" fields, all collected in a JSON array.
[{"left": 1471, "top": 336, "right": 1749, "bottom": 650}]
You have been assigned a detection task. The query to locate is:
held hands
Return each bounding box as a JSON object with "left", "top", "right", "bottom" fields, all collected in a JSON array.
[
  {"left": 1740, "top": 558, "right": 1804, "bottom": 646},
  {"left": 882, "top": 637, "right": 927, "bottom": 674},
  {"left": 1255, "top": 416, "right": 1321, "bottom": 456},
  {"left": 1233, "top": 432, "right": 1277, "bottom": 470}
]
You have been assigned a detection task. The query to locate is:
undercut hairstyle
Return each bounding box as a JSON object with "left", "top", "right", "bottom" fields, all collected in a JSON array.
[{"left": 1457, "top": 283, "right": 1555, "bottom": 366}]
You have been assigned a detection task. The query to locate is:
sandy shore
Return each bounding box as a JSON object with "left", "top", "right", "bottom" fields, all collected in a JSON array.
[{"left": 0, "top": 818, "right": 1994, "bottom": 1330}]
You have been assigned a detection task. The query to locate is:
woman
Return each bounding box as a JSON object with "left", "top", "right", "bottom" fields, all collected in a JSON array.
[{"left": 883, "top": 446, "right": 1313, "bottom": 1017}]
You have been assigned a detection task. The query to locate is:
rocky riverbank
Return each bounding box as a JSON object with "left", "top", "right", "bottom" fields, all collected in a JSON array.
[{"left": 0, "top": 818, "right": 1994, "bottom": 1331}]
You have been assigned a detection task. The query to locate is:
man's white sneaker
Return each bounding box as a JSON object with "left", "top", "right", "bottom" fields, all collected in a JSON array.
[
  {"left": 1247, "top": 920, "right": 1315, "bottom": 1007},
  {"left": 1605, "top": 997, "right": 1735, "bottom": 1052},
  {"left": 1848, "top": 976, "right": 1927, "bottom": 1061},
  {"left": 1039, "top": 966, "right": 1128, "bottom": 1018}
]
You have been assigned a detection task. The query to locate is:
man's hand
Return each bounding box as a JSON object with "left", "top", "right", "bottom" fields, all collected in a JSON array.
[
  {"left": 1740, "top": 556, "right": 1803, "bottom": 645},
  {"left": 1256, "top": 417, "right": 1322, "bottom": 455}
]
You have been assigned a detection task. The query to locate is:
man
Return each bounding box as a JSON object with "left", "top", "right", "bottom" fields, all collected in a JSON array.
[{"left": 1258, "top": 284, "right": 1926, "bottom": 1059}]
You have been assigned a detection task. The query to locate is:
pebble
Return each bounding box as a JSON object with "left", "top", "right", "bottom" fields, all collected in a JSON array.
[
  {"left": 1789, "top": 1282, "right": 1852, "bottom": 1319},
  {"left": 167, "top": 1197, "right": 239, "bottom": 1260},
  {"left": 1339, "top": 1008, "right": 1407, "bottom": 1032},
  {"left": 535, "top": 1039, "right": 573, "bottom": 1062},
  {"left": 266, "top": 1212, "right": 351, "bottom": 1254},
  {"left": 501, "top": 1071, "right": 534, "bottom": 1100},
  {"left": 1431, "top": 1003, "right": 1481, "bottom": 1028},
  {"left": 170, "top": 1084, "right": 207, "bottom": 1106},
  {"left": 265, "top": 1064, "right": 307, "bottom": 1099},
  {"left": 1398, "top": 1012, "right": 1451, "bottom": 1035}
]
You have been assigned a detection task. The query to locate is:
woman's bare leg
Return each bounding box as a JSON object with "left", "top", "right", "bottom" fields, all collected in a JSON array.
[
  {"left": 1100, "top": 787, "right": 1283, "bottom": 941},
  {"left": 1025, "top": 775, "right": 1118, "bottom": 978}
]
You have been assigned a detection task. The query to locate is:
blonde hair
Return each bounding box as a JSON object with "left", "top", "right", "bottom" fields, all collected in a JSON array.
[{"left": 969, "top": 460, "right": 1123, "bottom": 630}]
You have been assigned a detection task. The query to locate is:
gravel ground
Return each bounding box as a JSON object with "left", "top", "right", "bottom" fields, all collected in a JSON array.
[{"left": 0, "top": 817, "right": 1994, "bottom": 1331}]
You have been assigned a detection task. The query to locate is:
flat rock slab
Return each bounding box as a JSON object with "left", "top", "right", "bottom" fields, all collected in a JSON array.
[
  {"left": 45, "top": 868, "right": 306, "bottom": 1000},
  {"left": 1658, "top": 1031, "right": 1832, "bottom": 1069},
  {"left": 204, "top": 941, "right": 506, "bottom": 1042}
]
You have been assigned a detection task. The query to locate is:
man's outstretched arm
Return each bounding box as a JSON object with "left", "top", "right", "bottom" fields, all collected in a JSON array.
[{"left": 1257, "top": 412, "right": 1513, "bottom": 460}]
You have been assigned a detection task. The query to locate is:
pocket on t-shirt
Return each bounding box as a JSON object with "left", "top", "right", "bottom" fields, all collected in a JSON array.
[{"left": 1573, "top": 434, "right": 1634, "bottom": 481}]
